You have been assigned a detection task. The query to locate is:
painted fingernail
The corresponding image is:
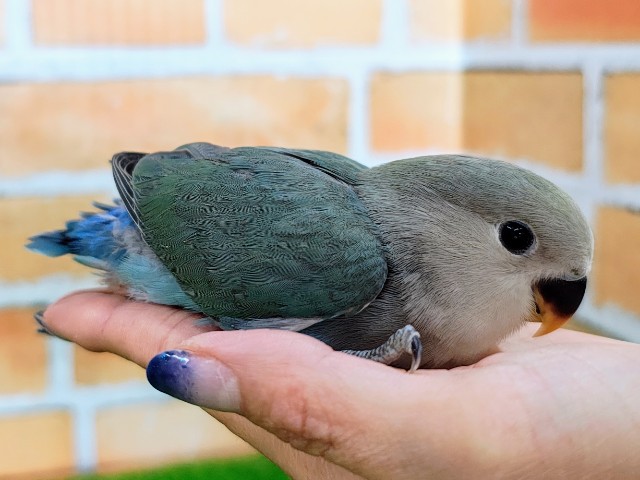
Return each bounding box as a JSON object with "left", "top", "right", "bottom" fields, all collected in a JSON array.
[
  {"left": 146, "top": 350, "right": 240, "bottom": 412},
  {"left": 34, "top": 309, "right": 69, "bottom": 342}
]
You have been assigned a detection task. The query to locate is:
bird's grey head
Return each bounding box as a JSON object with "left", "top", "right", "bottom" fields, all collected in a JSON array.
[{"left": 360, "top": 154, "right": 593, "bottom": 365}]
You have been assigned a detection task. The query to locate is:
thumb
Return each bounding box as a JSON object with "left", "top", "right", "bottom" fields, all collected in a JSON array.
[{"left": 145, "top": 329, "right": 450, "bottom": 478}]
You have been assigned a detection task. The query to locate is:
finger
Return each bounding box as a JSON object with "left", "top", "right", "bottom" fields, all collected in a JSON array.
[
  {"left": 502, "top": 323, "right": 623, "bottom": 351},
  {"left": 45, "top": 292, "right": 362, "bottom": 478},
  {"left": 43, "top": 291, "right": 213, "bottom": 367},
  {"left": 145, "top": 329, "right": 464, "bottom": 479},
  {"left": 210, "top": 411, "right": 364, "bottom": 480}
]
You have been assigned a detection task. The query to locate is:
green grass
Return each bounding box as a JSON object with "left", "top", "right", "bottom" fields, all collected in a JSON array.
[{"left": 70, "top": 455, "right": 289, "bottom": 480}]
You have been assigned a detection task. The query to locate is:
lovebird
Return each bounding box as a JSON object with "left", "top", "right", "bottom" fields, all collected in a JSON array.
[{"left": 28, "top": 143, "right": 592, "bottom": 370}]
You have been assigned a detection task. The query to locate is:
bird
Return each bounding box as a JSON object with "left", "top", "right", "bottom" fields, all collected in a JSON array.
[{"left": 28, "top": 142, "right": 593, "bottom": 370}]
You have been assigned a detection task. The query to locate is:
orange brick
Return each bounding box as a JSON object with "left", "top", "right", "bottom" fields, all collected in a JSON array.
[
  {"left": 2, "top": 195, "right": 109, "bottom": 282},
  {"left": 96, "top": 401, "right": 254, "bottom": 472},
  {"left": 0, "top": 77, "right": 348, "bottom": 176},
  {"left": 594, "top": 207, "right": 640, "bottom": 316},
  {"left": 33, "top": 0, "right": 206, "bottom": 45},
  {"left": 371, "top": 72, "right": 463, "bottom": 152},
  {"left": 530, "top": 0, "right": 640, "bottom": 42},
  {"left": 410, "top": 0, "right": 511, "bottom": 42},
  {"left": 224, "top": 0, "right": 381, "bottom": 48},
  {"left": 0, "top": 309, "right": 48, "bottom": 394},
  {"left": 462, "top": 72, "right": 583, "bottom": 171},
  {"left": 0, "top": 410, "right": 74, "bottom": 478},
  {"left": 371, "top": 71, "right": 583, "bottom": 171},
  {"left": 605, "top": 74, "right": 640, "bottom": 184},
  {"left": 75, "top": 347, "right": 146, "bottom": 385}
]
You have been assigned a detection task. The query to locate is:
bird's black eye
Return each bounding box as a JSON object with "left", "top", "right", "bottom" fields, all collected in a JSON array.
[{"left": 499, "top": 221, "right": 535, "bottom": 255}]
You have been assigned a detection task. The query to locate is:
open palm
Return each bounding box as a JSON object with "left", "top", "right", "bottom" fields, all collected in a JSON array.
[{"left": 42, "top": 292, "right": 640, "bottom": 480}]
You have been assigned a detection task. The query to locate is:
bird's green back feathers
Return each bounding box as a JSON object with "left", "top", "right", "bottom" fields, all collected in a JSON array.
[{"left": 129, "top": 145, "right": 388, "bottom": 320}]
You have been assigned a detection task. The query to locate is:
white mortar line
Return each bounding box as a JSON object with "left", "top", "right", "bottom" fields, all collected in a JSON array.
[
  {"left": 0, "top": 385, "right": 167, "bottom": 419},
  {"left": 0, "top": 169, "right": 117, "bottom": 198},
  {"left": 204, "top": 0, "right": 225, "bottom": 49},
  {"left": 581, "top": 61, "right": 605, "bottom": 225},
  {"left": 601, "top": 185, "right": 640, "bottom": 210},
  {"left": 47, "top": 338, "right": 75, "bottom": 395},
  {"left": 0, "top": 400, "right": 70, "bottom": 418},
  {"left": 511, "top": 0, "right": 529, "bottom": 46},
  {"left": 0, "top": 276, "right": 102, "bottom": 308},
  {"left": 379, "top": 0, "right": 409, "bottom": 49},
  {"left": 4, "top": 0, "right": 32, "bottom": 52},
  {"left": 4, "top": 44, "right": 640, "bottom": 82},
  {"left": 347, "top": 71, "right": 371, "bottom": 164},
  {"left": 49, "top": 340, "right": 98, "bottom": 472},
  {"left": 72, "top": 403, "right": 97, "bottom": 473}
]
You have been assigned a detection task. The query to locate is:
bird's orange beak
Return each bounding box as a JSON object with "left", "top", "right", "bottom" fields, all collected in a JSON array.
[{"left": 530, "top": 277, "right": 588, "bottom": 337}]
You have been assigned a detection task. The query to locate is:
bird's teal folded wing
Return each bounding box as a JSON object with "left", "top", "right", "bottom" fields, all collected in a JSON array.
[
  {"left": 259, "top": 146, "right": 366, "bottom": 185},
  {"left": 116, "top": 144, "right": 388, "bottom": 321}
]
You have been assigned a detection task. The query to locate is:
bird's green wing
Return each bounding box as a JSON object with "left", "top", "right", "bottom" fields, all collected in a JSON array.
[
  {"left": 127, "top": 143, "right": 387, "bottom": 321},
  {"left": 259, "top": 146, "right": 366, "bottom": 185}
]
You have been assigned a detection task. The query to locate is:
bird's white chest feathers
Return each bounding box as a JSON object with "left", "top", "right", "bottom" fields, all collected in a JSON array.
[{"left": 408, "top": 272, "right": 533, "bottom": 368}]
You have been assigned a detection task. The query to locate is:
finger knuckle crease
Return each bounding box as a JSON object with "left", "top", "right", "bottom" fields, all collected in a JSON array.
[{"left": 267, "top": 383, "right": 338, "bottom": 457}]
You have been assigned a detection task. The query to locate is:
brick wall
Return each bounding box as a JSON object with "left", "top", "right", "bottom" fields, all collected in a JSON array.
[{"left": 1, "top": 0, "right": 640, "bottom": 477}]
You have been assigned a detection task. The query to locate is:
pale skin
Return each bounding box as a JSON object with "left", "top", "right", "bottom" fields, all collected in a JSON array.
[{"left": 42, "top": 291, "right": 640, "bottom": 480}]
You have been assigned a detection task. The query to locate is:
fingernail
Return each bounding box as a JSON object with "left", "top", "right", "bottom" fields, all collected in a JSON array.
[
  {"left": 34, "top": 309, "right": 70, "bottom": 342},
  {"left": 146, "top": 350, "right": 240, "bottom": 412}
]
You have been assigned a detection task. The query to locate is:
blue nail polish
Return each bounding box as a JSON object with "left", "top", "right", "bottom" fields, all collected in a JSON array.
[
  {"left": 146, "top": 350, "right": 197, "bottom": 404},
  {"left": 33, "top": 308, "right": 70, "bottom": 342},
  {"left": 147, "top": 349, "right": 240, "bottom": 411}
]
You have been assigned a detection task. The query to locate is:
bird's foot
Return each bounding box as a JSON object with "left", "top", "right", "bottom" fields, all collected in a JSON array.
[{"left": 342, "top": 325, "right": 423, "bottom": 372}]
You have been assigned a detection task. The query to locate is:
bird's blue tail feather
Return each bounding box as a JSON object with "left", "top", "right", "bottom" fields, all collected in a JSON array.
[
  {"left": 26, "top": 203, "right": 132, "bottom": 266},
  {"left": 26, "top": 230, "right": 71, "bottom": 257},
  {"left": 27, "top": 201, "right": 202, "bottom": 312}
]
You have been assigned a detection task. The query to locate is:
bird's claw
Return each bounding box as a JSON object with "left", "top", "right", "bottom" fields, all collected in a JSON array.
[
  {"left": 342, "top": 324, "right": 423, "bottom": 372},
  {"left": 409, "top": 334, "right": 423, "bottom": 373}
]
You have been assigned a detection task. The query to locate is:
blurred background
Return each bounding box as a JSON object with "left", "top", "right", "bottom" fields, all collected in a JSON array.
[{"left": 1, "top": 0, "right": 640, "bottom": 478}]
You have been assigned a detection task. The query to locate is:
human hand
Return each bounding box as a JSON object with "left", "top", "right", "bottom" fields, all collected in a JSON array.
[{"left": 41, "top": 292, "right": 640, "bottom": 479}]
